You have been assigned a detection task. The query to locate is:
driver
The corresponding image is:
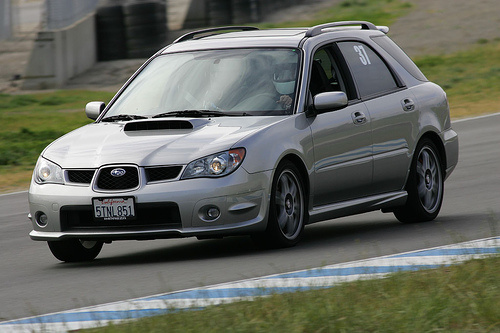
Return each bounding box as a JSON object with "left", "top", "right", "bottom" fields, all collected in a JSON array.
[{"left": 273, "top": 62, "right": 297, "bottom": 110}]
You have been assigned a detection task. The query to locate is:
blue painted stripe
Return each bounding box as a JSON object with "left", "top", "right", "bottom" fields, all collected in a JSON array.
[
  {"left": 3, "top": 309, "right": 169, "bottom": 325},
  {"left": 392, "top": 247, "right": 499, "bottom": 258}
]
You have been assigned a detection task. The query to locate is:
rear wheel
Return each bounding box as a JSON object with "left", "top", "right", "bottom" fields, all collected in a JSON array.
[
  {"left": 48, "top": 239, "right": 103, "bottom": 262},
  {"left": 394, "top": 138, "right": 444, "bottom": 223},
  {"left": 253, "top": 161, "right": 305, "bottom": 248}
]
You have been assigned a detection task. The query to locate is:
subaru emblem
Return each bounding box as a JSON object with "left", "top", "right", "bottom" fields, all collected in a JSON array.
[{"left": 110, "top": 168, "right": 126, "bottom": 177}]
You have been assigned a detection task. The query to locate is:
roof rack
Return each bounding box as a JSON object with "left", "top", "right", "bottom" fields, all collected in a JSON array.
[
  {"left": 173, "top": 26, "right": 259, "bottom": 43},
  {"left": 305, "top": 21, "right": 379, "bottom": 37}
]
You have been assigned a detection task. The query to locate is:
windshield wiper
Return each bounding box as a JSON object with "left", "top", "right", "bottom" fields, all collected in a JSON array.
[
  {"left": 152, "top": 110, "right": 234, "bottom": 118},
  {"left": 101, "top": 114, "right": 149, "bottom": 122}
]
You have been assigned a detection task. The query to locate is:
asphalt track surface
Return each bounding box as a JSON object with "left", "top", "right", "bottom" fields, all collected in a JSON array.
[{"left": 1, "top": 113, "right": 499, "bottom": 321}]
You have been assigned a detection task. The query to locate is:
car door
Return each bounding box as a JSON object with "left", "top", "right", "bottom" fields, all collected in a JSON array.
[
  {"left": 336, "top": 41, "right": 414, "bottom": 194},
  {"left": 308, "top": 46, "right": 373, "bottom": 207}
]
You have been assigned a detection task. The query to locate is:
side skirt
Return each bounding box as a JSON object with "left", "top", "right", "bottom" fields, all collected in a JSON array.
[{"left": 308, "top": 191, "right": 407, "bottom": 224}]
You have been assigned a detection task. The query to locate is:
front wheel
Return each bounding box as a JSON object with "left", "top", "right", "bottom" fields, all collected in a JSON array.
[
  {"left": 253, "top": 161, "right": 306, "bottom": 248},
  {"left": 394, "top": 139, "right": 444, "bottom": 223},
  {"left": 48, "top": 239, "right": 103, "bottom": 262}
]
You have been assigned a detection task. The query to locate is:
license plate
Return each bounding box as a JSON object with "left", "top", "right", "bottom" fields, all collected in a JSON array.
[{"left": 93, "top": 197, "right": 136, "bottom": 221}]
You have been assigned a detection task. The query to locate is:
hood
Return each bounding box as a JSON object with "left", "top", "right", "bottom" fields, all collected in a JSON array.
[{"left": 43, "top": 117, "right": 285, "bottom": 168}]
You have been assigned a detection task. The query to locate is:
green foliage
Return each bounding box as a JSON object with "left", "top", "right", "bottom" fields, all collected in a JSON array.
[
  {"left": 415, "top": 40, "right": 500, "bottom": 113},
  {"left": 0, "top": 90, "right": 114, "bottom": 168},
  {"left": 258, "top": 0, "right": 413, "bottom": 29},
  {"left": 87, "top": 256, "right": 500, "bottom": 332},
  {"left": 0, "top": 94, "right": 38, "bottom": 108},
  {"left": 0, "top": 128, "right": 64, "bottom": 165}
]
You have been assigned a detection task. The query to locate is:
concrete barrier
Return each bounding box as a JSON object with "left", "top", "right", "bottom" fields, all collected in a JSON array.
[
  {"left": 23, "top": 13, "right": 96, "bottom": 89},
  {"left": 0, "top": 0, "right": 12, "bottom": 41}
]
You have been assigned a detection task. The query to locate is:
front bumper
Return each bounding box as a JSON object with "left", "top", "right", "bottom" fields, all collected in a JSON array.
[{"left": 29, "top": 167, "right": 272, "bottom": 241}]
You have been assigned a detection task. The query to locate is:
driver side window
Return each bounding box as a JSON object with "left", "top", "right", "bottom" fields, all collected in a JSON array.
[{"left": 309, "top": 47, "right": 345, "bottom": 97}]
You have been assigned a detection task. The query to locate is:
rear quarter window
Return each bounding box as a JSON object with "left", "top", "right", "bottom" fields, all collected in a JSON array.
[
  {"left": 337, "top": 41, "right": 399, "bottom": 98},
  {"left": 372, "top": 35, "right": 428, "bottom": 82}
]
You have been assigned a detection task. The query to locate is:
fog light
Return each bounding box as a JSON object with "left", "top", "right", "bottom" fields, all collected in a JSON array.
[
  {"left": 199, "top": 206, "right": 221, "bottom": 222},
  {"left": 207, "top": 207, "right": 220, "bottom": 219},
  {"left": 35, "top": 211, "right": 48, "bottom": 227}
]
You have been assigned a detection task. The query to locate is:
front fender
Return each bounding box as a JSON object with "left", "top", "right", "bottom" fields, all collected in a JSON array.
[{"left": 237, "top": 114, "right": 314, "bottom": 174}]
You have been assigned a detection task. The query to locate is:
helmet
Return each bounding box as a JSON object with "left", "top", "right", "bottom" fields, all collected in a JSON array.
[{"left": 273, "top": 63, "right": 297, "bottom": 95}]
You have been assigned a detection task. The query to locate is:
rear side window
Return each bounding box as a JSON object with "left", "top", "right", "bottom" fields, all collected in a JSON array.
[
  {"left": 372, "top": 35, "right": 428, "bottom": 82},
  {"left": 337, "top": 41, "right": 398, "bottom": 98}
]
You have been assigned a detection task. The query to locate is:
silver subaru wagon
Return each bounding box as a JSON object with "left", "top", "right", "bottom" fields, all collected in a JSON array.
[{"left": 28, "top": 21, "right": 458, "bottom": 262}]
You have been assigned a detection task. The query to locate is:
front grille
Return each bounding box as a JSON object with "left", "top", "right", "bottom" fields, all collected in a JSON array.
[
  {"left": 145, "top": 166, "right": 183, "bottom": 182},
  {"left": 96, "top": 166, "right": 139, "bottom": 190},
  {"left": 60, "top": 202, "right": 182, "bottom": 232},
  {"left": 67, "top": 170, "right": 95, "bottom": 184}
]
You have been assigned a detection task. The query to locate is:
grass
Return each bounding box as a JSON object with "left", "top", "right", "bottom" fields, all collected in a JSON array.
[
  {"left": 258, "top": 0, "right": 413, "bottom": 28},
  {"left": 0, "top": 90, "right": 114, "bottom": 192},
  {"left": 86, "top": 255, "right": 500, "bottom": 332},
  {"left": 415, "top": 39, "right": 500, "bottom": 119}
]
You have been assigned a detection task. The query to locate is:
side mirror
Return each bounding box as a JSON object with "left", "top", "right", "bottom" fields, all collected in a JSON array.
[
  {"left": 85, "top": 101, "right": 106, "bottom": 120},
  {"left": 313, "top": 91, "right": 348, "bottom": 111}
]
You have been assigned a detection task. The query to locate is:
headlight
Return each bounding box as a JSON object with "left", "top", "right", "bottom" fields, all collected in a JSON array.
[
  {"left": 181, "top": 148, "right": 246, "bottom": 179},
  {"left": 34, "top": 157, "right": 64, "bottom": 184}
]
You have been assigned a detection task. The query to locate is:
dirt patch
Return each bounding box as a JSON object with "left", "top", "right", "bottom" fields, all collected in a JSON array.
[
  {"left": 389, "top": 0, "right": 500, "bottom": 57},
  {"left": 0, "top": 37, "right": 34, "bottom": 93}
]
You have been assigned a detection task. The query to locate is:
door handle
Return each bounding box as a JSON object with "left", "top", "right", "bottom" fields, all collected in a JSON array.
[
  {"left": 401, "top": 98, "right": 415, "bottom": 112},
  {"left": 352, "top": 111, "right": 367, "bottom": 125}
]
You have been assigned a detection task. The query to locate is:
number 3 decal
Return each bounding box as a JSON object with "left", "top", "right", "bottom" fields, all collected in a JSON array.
[{"left": 354, "top": 45, "right": 371, "bottom": 65}]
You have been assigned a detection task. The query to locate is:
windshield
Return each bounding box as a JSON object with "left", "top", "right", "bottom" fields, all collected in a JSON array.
[{"left": 104, "top": 48, "right": 301, "bottom": 118}]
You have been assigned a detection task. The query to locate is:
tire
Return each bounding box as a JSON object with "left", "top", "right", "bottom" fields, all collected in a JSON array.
[
  {"left": 96, "top": 5, "right": 123, "bottom": 18},
  {"left": 231, "top": 0, "right": 252, "bottom": 24},
  {"left": 394, "top": 138, "right": 444, "bottom": 223},
  {"left": 123, "top": 2, "right": 164, "bottom": 16},
  {"left": 126, "top": 33, "right": 167, "bottom": 49},
  {"left": 127, "top": 47, "right": 161, "bottom": 59},
  {"left": 124, "top": 12, "right": 166, "bottom": 26},
  {"left": 208, "top": 0, "right": 233, "bottom": 26},
  {"left": 253, "top": 161, "right": 306, "bottom": 248},
  {"left": 96, "top": 5, "right": 126, "bottom": 61},
  {"left": 48, "top": 239, "right": 103, "bottom": 262},
  {"left": 125, "top": 23, "right": 167, "bottom": 39}
]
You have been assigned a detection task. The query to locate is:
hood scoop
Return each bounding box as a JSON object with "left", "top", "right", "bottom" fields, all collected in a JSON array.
[{"left": 124, "top": 119, "right": 197, "bottom": 132}]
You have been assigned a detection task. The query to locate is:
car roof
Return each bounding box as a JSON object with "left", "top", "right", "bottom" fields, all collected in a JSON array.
[
  {"left": 163, "top": 29, "right": 308, "bottom": 52},
  {"left": 161, "top": 21, "right": 388, "bottom": 53}
]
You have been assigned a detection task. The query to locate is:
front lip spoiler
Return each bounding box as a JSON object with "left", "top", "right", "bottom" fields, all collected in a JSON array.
[
  {"left": 29, "top": 230, "right": 184, "bottom": 241},
  {"left": 29, "top": 218, "right": 265, "bottom": 241}
]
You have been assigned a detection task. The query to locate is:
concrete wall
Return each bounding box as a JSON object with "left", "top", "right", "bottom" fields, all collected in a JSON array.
[
  {"left": 23, "top": 13, "right": 96, "bottom": 89},
  {"left": 0, "top": 0, "right": 12, "bottom": 40}
]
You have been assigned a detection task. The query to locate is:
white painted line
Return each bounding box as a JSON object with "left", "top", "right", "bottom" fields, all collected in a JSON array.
[
  {"left": 0, "top": 190, "right": 27, "bottom": 197},
  {"left": 452, "top": 111, "right": 500, "bottom": 123}
]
